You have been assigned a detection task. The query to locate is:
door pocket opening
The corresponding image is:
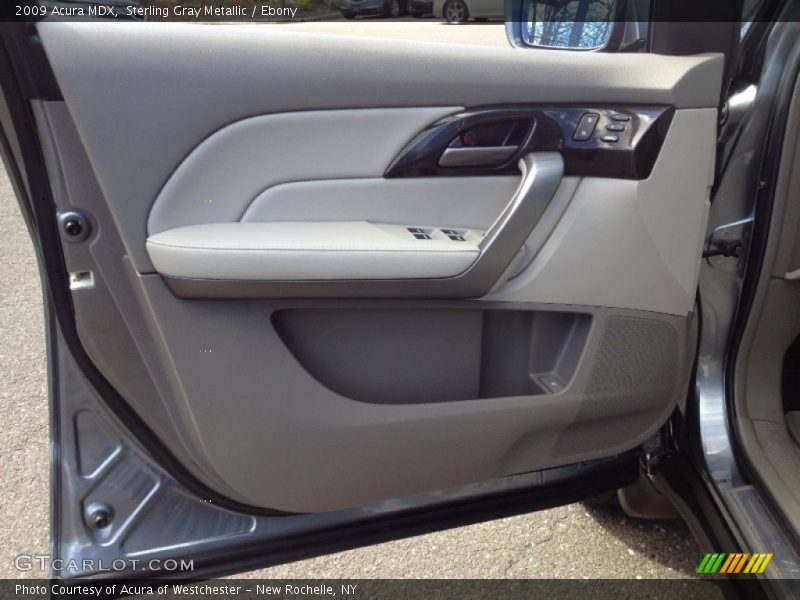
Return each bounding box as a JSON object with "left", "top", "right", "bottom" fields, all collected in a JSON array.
[{"left": 273, "top": 309, "right": 591, "bottom": 404}]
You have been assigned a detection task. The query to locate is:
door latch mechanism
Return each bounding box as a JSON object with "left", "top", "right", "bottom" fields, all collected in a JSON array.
[
  {"left": 703, "top": 218, "right": 752, "bottom": 276},
  {"left": 703, "top": 239, "right": 744, "bottom": 259}
]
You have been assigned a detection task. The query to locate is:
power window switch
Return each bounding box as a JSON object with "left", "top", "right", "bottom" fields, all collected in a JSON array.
[{"left": 573, "top": 113, "right": 600, "bottom": 141}]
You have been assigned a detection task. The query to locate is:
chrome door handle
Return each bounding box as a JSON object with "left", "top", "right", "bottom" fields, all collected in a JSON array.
[{"left": 438, "top": 146, "right": 519, "bottom": 168}]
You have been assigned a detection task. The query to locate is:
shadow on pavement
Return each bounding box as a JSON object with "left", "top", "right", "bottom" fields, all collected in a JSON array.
[{"left": 584, "top": 502, "right": 702, "bottom": 577}]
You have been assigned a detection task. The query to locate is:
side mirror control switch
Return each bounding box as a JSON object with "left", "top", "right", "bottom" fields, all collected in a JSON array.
[{"left": 573, "top": 113, "right": 599, "bottom": 141}]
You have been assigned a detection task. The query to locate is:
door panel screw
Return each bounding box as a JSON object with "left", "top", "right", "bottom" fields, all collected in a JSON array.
[{"left": 85, "top": 503, "right": 114, "bottom": 529}]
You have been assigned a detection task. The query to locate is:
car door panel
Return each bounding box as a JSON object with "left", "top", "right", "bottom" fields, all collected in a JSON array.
[
  {"left": 36, "top": 23, "right": 722, "bottom": 273},
  {"left": 145, "top": 108, "right": 462, "bottom": 237},
  {"left": 29, "top": 23, "right": 721, "bottom": 515},
  {"left": 489, "top": 108, "right": 716, "bottom": 316}
]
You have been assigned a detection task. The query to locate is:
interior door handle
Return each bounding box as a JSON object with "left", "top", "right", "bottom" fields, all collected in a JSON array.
[
  {"left": 467, "top": 152, "right": 563, "bottom": 287},
  {"left": 438, "top": 146, "right": 518, "bottom": 168}
]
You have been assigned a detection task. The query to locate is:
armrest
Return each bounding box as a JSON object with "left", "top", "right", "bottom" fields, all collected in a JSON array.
[{"left": 146, "top": 221, "right": 480, "bottom": 281}]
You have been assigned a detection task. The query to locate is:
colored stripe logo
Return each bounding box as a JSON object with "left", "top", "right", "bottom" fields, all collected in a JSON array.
[{"left": 696, "top": 553, "right": 773, "bottom": 574}]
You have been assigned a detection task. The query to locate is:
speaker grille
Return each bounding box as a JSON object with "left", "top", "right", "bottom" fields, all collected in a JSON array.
[{"left": 551, "top": 316, "right": 679, "bottom": 458}]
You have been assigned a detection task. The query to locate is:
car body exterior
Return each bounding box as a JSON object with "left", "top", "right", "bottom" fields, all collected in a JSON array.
[
  {"left": 433, "top": 0, "right": 502, "bottom": 23},
  {"left": 409, "top": 0, "right": 432, "bottom": 17},
  {"left": 341, "top": 0, "right": 406, "bottom": 18}
]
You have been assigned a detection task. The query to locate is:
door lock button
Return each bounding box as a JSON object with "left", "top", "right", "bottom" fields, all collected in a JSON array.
[
  {"left": 600, "top": 134, "right": 620, "bottom": 143},
  {"left": 606, "top": 122, "right": 625, "bottom": 132},
  {"left": 611, "top": 113, "right": 631, "bottom": 122},
  {"left": 573, "top": 113, "right": 599, "bottom": 141}
]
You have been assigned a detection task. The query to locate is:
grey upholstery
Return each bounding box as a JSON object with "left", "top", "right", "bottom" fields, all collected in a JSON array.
[{"left": 146, "top": 222, "right": 481, "bottom": 280}]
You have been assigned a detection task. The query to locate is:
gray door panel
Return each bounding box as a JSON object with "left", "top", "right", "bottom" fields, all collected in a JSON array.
[
  {"left": 35, "top": 23, "right": 721, "bottom": 512},
  {"left": 39, "top": 21, "right": 722, "bottom": 272}
]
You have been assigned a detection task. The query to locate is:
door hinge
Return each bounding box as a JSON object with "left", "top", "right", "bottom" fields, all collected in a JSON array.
[{"left": 639, "top": 428, "right": 673, "bottom": 479}]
